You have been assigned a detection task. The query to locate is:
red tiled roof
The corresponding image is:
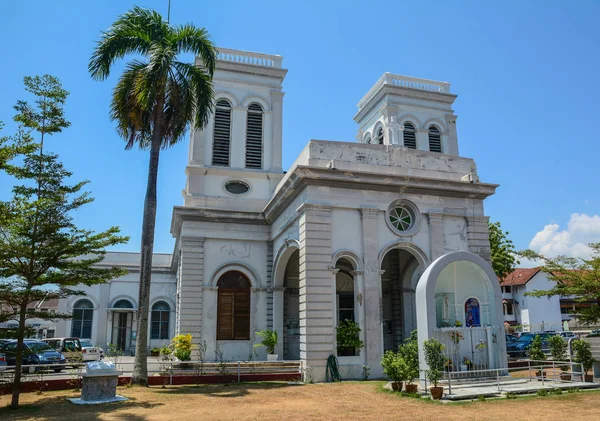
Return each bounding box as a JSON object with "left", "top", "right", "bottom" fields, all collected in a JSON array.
[{"left": 501, "top": 267, "right": 540, "bottom": 286}]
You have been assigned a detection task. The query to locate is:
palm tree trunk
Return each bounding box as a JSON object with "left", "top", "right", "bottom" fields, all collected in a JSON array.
[{"left": 132, "top": 98, "right": 165, "bottom": 386}]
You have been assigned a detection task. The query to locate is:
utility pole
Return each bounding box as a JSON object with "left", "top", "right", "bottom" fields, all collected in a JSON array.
[{"left": 167, "top": 0, "right": 172, "bottom": 23}]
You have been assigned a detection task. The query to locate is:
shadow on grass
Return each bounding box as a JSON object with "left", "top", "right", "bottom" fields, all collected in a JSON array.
[
  {"left": 0, "top": 393, "right": 163, "bottom": 421},
  {"left": 153, "top": 381, "right": 300, "bottom": 398}
]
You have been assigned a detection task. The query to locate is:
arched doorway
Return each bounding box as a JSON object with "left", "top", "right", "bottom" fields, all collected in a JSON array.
[
  {"left": 283, "top": 250, "right": 300, "bottom": 360},
  {"left": 111, "top": 299, "right": 134, "bottom": 353},
  {"left": 380, "top": 248, "right": 423, "bottom": 352}
]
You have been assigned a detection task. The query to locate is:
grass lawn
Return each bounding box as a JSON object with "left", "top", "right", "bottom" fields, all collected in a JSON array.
[{"left": 1, "top": 381, "right": 599, "bottom": 420}]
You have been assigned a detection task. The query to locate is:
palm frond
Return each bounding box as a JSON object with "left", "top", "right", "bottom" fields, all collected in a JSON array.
[
  {"left": 89, "top": 6, "right": 168, "bottom": 80},
  {"left": 171, "top": 24, "right": 216, "bottom": 76},
  {"left": 172, "top": 61, "right": 214, "bottom": 129}
]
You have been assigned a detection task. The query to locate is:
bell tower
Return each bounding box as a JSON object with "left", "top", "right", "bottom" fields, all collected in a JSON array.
[{"left": 184, "top": 48, "right": 288, "bottom": 212}]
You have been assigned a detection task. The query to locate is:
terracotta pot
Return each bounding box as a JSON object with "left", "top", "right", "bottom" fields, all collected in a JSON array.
[
  {"left": 585, "top": 374, "right": 594, "bottom": 383},
  {"left": 405, "top": 384, "right": 418, "bottom": 393},
  {"left": 391, "top": 381, "right": 403, "bottom": 392},
  {"left": 560, "top": 373, "right": 571, "bottom": 381},
  {"left": 535, "top": 370, "right": 546, "bottom": 380},
  {"left": 430, "top": 386, "right": 444, "bottom": 400}
]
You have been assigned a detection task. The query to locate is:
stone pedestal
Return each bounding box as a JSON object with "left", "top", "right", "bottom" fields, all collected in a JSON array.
[{"left": 69, "top": 361, "right": 127, "bottom": 405}]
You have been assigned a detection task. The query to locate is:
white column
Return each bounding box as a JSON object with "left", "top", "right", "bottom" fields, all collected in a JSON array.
[
  {"left": 352, "top": 270, "right": 366, "bottom": 366},
  {"left": 273, "top": 287, "right": 285, "bottom": 357},
  {"left": 263, "top": 111, "right": 273, "bottom": 171},
  {"left": 427, "top": 213, "right": 444, "bottom": 261},
  {"left": 360, "top": 207, "right": 383, "bottom": 378},
  {"left": 445, "top": 114, "right": 459, "bottom": 156},
  {"left": 417, "top": 129, "right": 429, "bottom": 151},
  {"left": 270, "top": 91, "right": 284, "bottom": 172},
  {"left": 230, "top": 107, "right": 246, "bottom": 168}
]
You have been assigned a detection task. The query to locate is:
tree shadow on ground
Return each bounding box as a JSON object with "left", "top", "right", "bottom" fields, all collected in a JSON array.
[
  {"left": 153, "top": 381, "right": 302, "bottom": 398},
  {"left": 0, "top": 394, "right": 163, "bottom": 421}
]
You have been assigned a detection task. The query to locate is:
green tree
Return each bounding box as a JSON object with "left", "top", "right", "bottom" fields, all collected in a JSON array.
[
  {"left": 489, "top": 221, "right": 519, "bottom": 280},
  {"left": 528, "top": 335, "right": 546, "bottom": 362},
  {"left": 399, "top": 330, "right": 419, "bottom": 385},
  {"left": 0, "top": 76, "right": 128, "bottom": 409},
  {"left": 521, "top": 243, "right": 600, "bottom": 325},
  {"left": 88, "top": 6, "right": 216, "bottom": 385},
  {"left": 423, "top": 338, "right": 446, "bottom": 387},
  {"left": 548, "top": 335, "right": 568, "bottom": 371}
]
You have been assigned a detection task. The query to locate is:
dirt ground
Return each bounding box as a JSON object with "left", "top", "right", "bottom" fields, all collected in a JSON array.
[{"left": 1, "top": 382, "right": 598, "bottom": 421}]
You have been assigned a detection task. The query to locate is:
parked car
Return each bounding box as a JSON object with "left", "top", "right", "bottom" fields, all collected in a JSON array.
[
  {"left": 587, "top": 329, "right": 600, "bottom": 338},
  {"left": 555, "top": 331, "right": 577, "bottom": 340},
  {"left": 41, "top": 338, "right": 83, "bottom": 365},
  {"left": 506, "top": 332, "right": 553, "bottom": 358},
  {"left": 0, "top": 340, "right": 66, "bottom": 373},
  {"left": 0, "top": 352, "right": 6, "bottom": 372},
  {"left": 506, "top": 334, "right": 519, "bottom": 343},
  {"left": 79, "top": 340, "right": 103, "bottom": 362}
]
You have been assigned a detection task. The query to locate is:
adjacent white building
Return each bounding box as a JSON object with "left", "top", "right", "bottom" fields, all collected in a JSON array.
[
  {"left": 501, "top": 268, "right": 563, "bottom": 332},
  {"left": 56, "top": 48, "right": 507, "bottom": 381}
]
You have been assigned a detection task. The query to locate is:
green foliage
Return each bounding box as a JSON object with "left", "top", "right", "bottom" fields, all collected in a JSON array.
[
  {"left": 160, "top": 345, "right": 172, "bottom": 357},
  {"left": 336, "top": 319, "right": 364, "bottom": 350},
  {"left": 548, "top": 335, "right": 568, "bottom": 370},
  {"left": 489, "top": 221, "right": 519, "bottom": 280},
  {"left": 423, "top": 338, "right": 446, "bottom": 387},
  {"left": 505, "top": 391, "right": 517, "bottom": 399},
  {"left": 254, "top": 330, "right": 278, "bottom": 355},
  {"left": 477, "top": 395, "right": 486, "bottom": 401},
  {"left": 0, "top": 76, "right": 128, "bottom": 409},
  {"left": 529, "top": 335, "right": 546, "bottom": 362},
  {"left": 171, "top": 334, "right": 195, "bottom": 361},
  {"left": 521, "top": 243, "right": 600, "bottom": 325},
  {"left": 398, "top": 330, "right": 419, "bottom": 384},
  {"left": 537, "top": 389, "right": 548, "bottom": 397},
  {"left": 381, "top": 350, "right": 407, "bottom": 383},
  {"left": 572, "top": 339, "right": 595, "bottom": 374}
]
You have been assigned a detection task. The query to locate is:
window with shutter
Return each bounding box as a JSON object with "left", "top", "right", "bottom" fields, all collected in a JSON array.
[
  {"left": 217, "top": 271, "right": 251, "bottom": 340},
  {"left": 377, "top": 127, "right": 384, "bottom": 144},
  {"left": 428, "top": 125, "right": 442, "bottom": 153},
  {"left": 403, "top": 122, "right": 417, "bottom": 149},
  {"left": 245, "top": 103, "right": 263, "bottom": 169},
  {"left": 212, "top": 99, "right": 232, "bottom": 166}
]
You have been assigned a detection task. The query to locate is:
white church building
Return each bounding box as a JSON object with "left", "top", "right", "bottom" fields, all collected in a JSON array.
[{"left": 57, "top": 48, "right": 507, "bottom": 382}]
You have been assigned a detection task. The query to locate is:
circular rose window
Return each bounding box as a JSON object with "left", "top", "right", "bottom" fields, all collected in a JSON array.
[
  {"left": 386, "top": 200, "right": 420, "bottom": 236},
  {"left": 389, "top": 206, "right": 413, "bottom": 231}
]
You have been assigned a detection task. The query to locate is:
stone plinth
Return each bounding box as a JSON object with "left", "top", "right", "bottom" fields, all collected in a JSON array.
[{"left": 69, "top": 361, "right": 127, "bottom": 405}]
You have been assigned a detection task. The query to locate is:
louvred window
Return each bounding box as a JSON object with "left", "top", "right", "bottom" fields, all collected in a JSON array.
[{"left": 217, "top": 271, "right": 251, "bottom": 340}]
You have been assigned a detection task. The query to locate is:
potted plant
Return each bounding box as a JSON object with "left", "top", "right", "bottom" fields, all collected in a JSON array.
[
  {"left": 160, "top": 345, "right": 173, "bottom": 360},
  {"left": 336, "top": 320, "right": 364, "bottom": 357},
  {"left": 381, "top": 350, "right": 406, "bottom": 392},
  {"left": 424, "top": 338, "right": 446, "bottom": 399},
  {"left": 150, "top": 347, "right": 160, "bottom": 357},
  {"left": 528, "top": 335, "right": 546, "bottom": 379},
  {"left": 171, "top": 334, "right": 195, "bottom": 368},
  {"left": 399, "top": 331, "right": 419, "bottom": 393},
  {"left": 454, "top": 320, "right": 463, "bottom": 327},
  {"left": 254, "top": 330, "right": 279, "bottom": 361},
  {"left": 572, "top": 339, "right": 595, "bottom": 382},
  {"left": 460, "top": 357, "right": 471, "bottom": 371},
  {"left": 548, "top": 335, "right": 570, "bottom": 380}
]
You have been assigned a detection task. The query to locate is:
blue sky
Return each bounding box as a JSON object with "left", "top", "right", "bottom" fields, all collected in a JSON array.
[{"left": 1, "top": 0, "right": 599, "bottom": 261}]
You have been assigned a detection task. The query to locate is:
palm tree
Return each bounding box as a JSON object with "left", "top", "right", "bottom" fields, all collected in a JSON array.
[{"left": 89, "top": 6, "right": 216, "bottom": 385}]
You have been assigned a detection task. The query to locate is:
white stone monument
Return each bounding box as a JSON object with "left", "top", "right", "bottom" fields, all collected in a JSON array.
[{"left": 69, "top": 361, "right": 127, "bottom": 405}]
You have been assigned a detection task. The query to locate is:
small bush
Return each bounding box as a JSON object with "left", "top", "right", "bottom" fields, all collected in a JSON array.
[
  {"left": 537, "top": 389, "right": 548, "bottom": 397},
  {"left": 506, "top": 392, "right": 517, "bottom": 399},
  {"left": 477, "top": 395, "right": 486, "bottom": 401},
  {"left": 550, "top": 388, "right": 563, "bottom": 395},
  {"left": 171, "top": 334, "right": 195, "bottom": 361}
]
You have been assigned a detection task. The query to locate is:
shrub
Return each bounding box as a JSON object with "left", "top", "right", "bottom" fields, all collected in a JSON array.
[
  {"left": 399, "top": 330, "right": 419, "bottom": 385},
  {"left": 572, "top": 339, "right": 595, "bottom": 375},
  {"left": 381, "top": 350, "right": 407, "bottom": 383},
  {"left": 254, "top": 330, "right": 278, "bottom": 354},
  {"left": 336, "top": 320, "right": 364, "bottom": 351},
  {"left": 424, "top": 338, "right": 446, "bottom": 387},
  {"left": 171, "top": 334, "right": 195, "bottom": 361},
  {"left": 528, "top": 335, "right": 546, "bottom": 362},
  {"left": 548, "top": 335, "right": 568, "bottom": 371}
]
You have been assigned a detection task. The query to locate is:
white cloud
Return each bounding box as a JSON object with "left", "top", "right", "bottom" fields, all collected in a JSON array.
[{"left": 528, "top": 213, "right": 600, "bottom": 259}]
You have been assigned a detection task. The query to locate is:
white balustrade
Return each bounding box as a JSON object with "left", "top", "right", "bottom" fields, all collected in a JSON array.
[
  {"left": 357, "top": 72, "right": 451, "bottom": 108},
  {"left": 217, "top": 48, "right": 283, "bottom": 68}
]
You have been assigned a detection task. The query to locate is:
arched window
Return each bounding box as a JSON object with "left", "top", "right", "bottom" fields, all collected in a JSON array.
[
  {"left": 71, "top": 299, "right": 93, "bottom": 339},
  {"left": 336, "top": 258, "right": 357, "bottom": 356},
  {"left": 377, "top": 127, "right": 384, "bottom": 144},
  {"left": 151, "top": 301, "right": 170, "bottom": 340},
  {"left": 113, "top": 299, "right": 133, "bottom": 309},
  {"left": 245, "top": 103, "right": 263, "bottom": 169},
  {"left": 428, "top": 125, "right": 442, "bottom": 153},
  {"left": 403, "top": 122, "right": 417, "bottom": 149},
  {"left": 212, "top": 99, "right": 232, "bottom": 166},
  {"left": 465, "top": 298, "right": 481, "bottom": 327},
  {"left": 217, "top": 271, "right": 251, "bottom": 340}
]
